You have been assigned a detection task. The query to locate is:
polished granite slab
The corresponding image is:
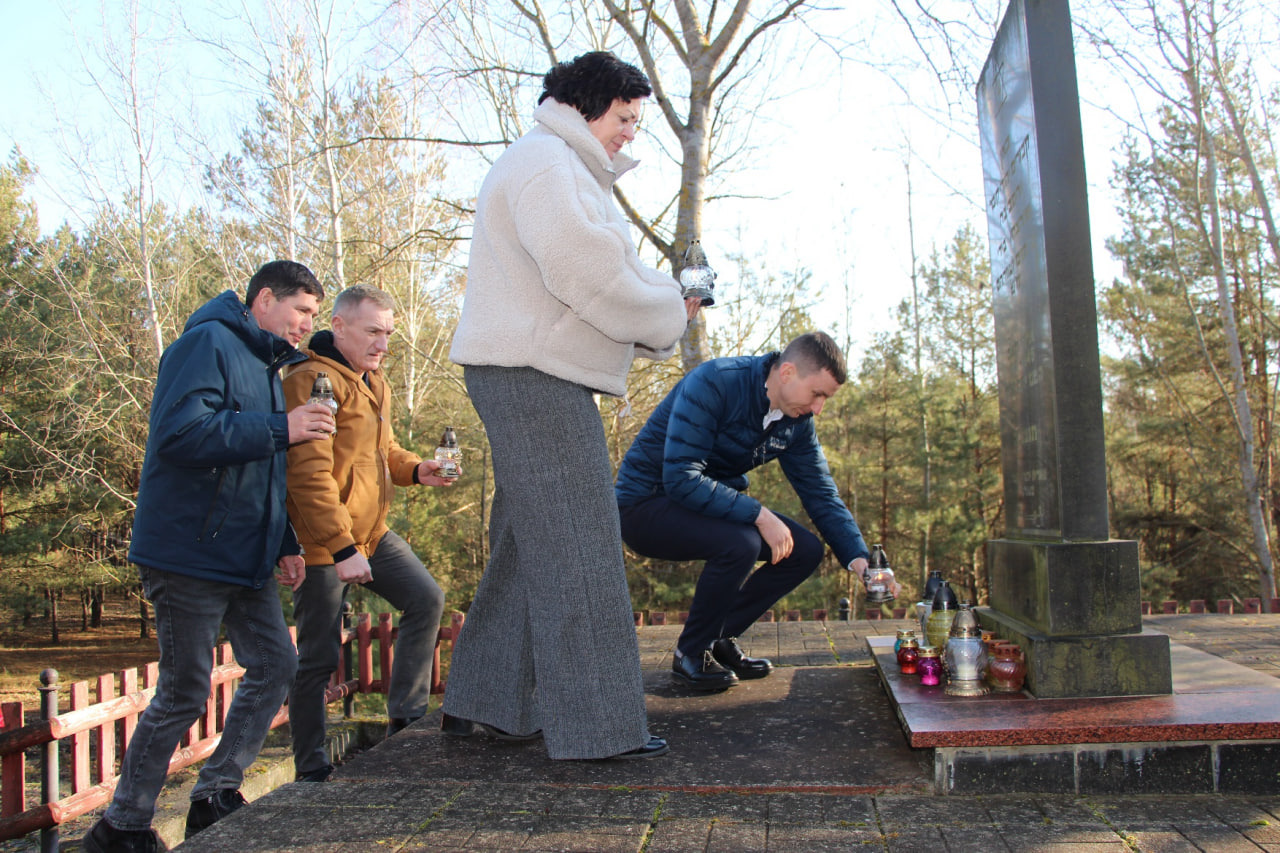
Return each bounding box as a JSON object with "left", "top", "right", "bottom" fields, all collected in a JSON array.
[{"left": 868, "top": 636, "right": 1280, "bottom": 749}]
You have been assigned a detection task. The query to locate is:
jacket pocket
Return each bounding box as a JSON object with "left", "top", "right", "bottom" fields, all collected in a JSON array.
[
  {"left": 197, "top": 466, "right": 242, "bottom": 542},
  {"left": 344, "top": 460, "right": 380, "bottom": 545}
]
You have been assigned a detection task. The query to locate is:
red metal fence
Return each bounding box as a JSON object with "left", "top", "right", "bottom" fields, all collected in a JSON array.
[{"left": 0, "top": 609, "right": 465, "bottom": 849}]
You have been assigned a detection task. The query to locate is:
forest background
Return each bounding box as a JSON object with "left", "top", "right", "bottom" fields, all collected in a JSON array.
[{"left": 3, "top": 0, "right": 1280, "bottom": 645}]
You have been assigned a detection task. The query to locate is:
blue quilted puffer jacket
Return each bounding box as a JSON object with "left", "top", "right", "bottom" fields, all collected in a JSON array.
[{"left": 615, "top": 351, "right": 869, "bottom": 567}]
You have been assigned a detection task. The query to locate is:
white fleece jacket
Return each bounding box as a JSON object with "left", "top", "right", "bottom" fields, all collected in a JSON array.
[{"left": 449, "top": 99, "right": 688, "bottom": 396}]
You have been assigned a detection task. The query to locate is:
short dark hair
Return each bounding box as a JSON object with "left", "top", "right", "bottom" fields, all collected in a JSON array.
[
  {"left": 245, "top": 260, "right": 324, "bottom": 309},
  {"left": 538, "top": 51, "right": 652, "bottom": 121},
  {"left": 781, "top": 331, "right": 847, "bottom": 385}
]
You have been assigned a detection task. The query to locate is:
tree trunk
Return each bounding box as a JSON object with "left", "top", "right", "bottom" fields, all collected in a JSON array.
[
  {"left": 48, "top": 587, "right": 59, "bottom": 645},
  {"left": 1203, "top": 107, "right": 1277, "bottom": 610},
  {"left": 91, "top": 583, "right": 105, "bottom": 628}
]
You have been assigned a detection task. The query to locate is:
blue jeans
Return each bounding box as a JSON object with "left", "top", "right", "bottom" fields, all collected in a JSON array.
[
  {"left": 289, "top": 530, "right": 444, "bottom": 775},
  {"left": 619, "top": 495, "right": 824, "bottom": 657},
  {"left": 105, "top": 567, "right": 297, "bottom": 830}
]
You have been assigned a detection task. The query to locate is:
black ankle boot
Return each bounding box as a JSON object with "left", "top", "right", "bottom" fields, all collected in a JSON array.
[
  {"left": 83, "top": 818, "right": 167, "bottom": 853},
  {"left": 185, "top": 789, "right": 246, "bottom": 839}
]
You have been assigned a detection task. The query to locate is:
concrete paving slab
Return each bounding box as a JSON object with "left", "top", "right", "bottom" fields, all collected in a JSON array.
[
  {"left": 327, "top": 665, "right": 930, "bottom": 793},
  {"left": 42, "top": 617, "right": 1280, "bottom": 852}
]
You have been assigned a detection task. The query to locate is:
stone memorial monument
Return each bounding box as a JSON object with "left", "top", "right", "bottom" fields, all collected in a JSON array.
[{"left": 975, "top": 0, "right": 1171, "bottom": 698}]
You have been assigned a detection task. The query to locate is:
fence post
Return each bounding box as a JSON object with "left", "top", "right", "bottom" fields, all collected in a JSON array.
[
  {"left": 39, "top": 669, "right": 59, "bottom": 853},
  {"left": 2, "top": 701, "right": 25, "bottom": 819}
]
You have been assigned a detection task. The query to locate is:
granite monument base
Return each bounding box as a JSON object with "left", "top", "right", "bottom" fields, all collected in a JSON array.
[
  {"left": 978, "top": 606, "right": 1173, "bottom": 698},
  {"left": 982, "top": 538, "right": 1172, "bottom": 698}
]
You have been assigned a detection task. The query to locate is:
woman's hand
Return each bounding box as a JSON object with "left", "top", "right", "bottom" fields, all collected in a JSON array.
[{"left": 684, "top": 296, "right": 703, "bottom": 322}]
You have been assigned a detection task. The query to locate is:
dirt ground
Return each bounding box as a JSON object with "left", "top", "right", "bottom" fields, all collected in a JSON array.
[{"left": 0, "top": 594, "right": 160, "bottom": 713}]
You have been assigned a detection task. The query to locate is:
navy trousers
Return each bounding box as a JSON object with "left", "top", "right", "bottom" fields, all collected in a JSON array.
[{"left": 619, "top": 496, "right": 824, "bottom": 657}]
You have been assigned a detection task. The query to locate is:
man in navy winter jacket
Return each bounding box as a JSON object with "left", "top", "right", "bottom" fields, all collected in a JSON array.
[
  {"left": 85, "top": 261, "right": 336, "bottom": 853},
  {"left": 616, "top": 331, "right": 879, "bottom": 691}
]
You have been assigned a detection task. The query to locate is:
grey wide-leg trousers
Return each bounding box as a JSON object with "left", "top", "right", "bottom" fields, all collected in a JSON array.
[{"left": 442, "top": 365, "right": 650, "bottom": 759}]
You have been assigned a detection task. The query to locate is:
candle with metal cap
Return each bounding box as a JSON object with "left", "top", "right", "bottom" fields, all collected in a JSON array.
[
  {"left": 944, "top": 603, "right": 990, "bottom": 696},
  {"left": 678, "top": 240, "right": 717, "bottom": 307},
  {"left": 864, "top": 544, "right": 896, "bottom": 605}
]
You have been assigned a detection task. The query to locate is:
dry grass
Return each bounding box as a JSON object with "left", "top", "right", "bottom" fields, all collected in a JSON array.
[{"left": 0, "top": 597, "right": 159, "bottom": 713}]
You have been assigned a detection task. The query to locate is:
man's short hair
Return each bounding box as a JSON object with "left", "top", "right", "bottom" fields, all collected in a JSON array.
[
  {"left": 246, "top": 260, "right": 324, "bottom": 308},
  {"left": 781, "top": 331, "right": 847, "bottom": 385},
  {"left": 332, "top": 284, "right": 396, "bottom": 318}
]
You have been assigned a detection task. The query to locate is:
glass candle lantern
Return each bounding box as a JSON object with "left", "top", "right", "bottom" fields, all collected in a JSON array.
[
  {"left": 917, "top": 570, "right": 946, "bottom": 637},
  {"left": 434, "top": 426, "right": 461, "bottom": 479},
  {"left": 925, "top": 580, "right": 959, "bottom": 650},
  {"left": 678, "top": 240, "right": 717, "bottom": 306},
  {"left": 896, "top": 637, "right": 920, "bottom": 675},
  {"left": 987, "top": 643, "right": 1027, "bottom": 693},
  {"left": 864, "top": 544, "right": 896, "bottom": 605},
  {"left": 917, "top": 646, "right": 943, "bottom": 686},
  {"left": 894, "top": 629, "right": 916, "bottom": 654},
  {"left": 307, "top": 372, "right": 339, "bottom": 439},
  {"left": 944, "top": 623, "right": 990, "bottom": 697},
  {"left": 926, "top": 607, "right": 957, "bottom": 652}
]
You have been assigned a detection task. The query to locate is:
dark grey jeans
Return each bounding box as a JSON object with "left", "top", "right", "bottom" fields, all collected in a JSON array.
[
  {"left": 105, "top": 566, "right": 297, "bottom": 830},
  {"left": 288, "top": 530, "right": 444, "bottom": 776}
]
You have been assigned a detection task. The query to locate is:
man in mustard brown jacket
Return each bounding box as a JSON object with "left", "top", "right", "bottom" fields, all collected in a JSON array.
[{"left": 283, "top": 284, "right": 454, "bottom": 782}]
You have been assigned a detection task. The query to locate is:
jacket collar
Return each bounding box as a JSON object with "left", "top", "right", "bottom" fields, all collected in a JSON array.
[
  {"left": 186, "top": 290, "right": 306, "bottom": 369},
  {"left": 755, "top": 351, "right": 809, "bottom": 428},
  {"left": 300, "top": 331, "right": 379, "bottom": 400},
  {"left": 533, "top": 99, "right": 638, "bottom": 188},
  {"left": 308, "top": 330, "right": 353, "bottom": 371}
]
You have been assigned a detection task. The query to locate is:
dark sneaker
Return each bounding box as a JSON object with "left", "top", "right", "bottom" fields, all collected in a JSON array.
[
  {"left": 386, "top": 715, "right": 422, "bottom": 737},
  {"left": 83, "top": 817, "right": 167, "bottom": 853},
  {"left": 184, "top": 789, "right": 247, "bottom": 839},
  {"left": 671, "top": 649, "right": 739, "bottom": 691},
  {"left": 295, "top": 764, "right": 333, "bottom": 783},
  {"left": 711, "top": 636, "right": 773, "bottom": 679}
]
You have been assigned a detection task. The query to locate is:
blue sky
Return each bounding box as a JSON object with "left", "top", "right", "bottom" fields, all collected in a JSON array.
[{"left": 0, "top": 2, "right": 1151, "bottom": 336}]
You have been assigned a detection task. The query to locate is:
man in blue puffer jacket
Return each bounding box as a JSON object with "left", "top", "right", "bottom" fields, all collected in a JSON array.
[
  {"left": 616, "top": 331, "right": 881, "bottom": 691},
  {"left": 85, "top": 261, "right": 337, "bottom": 853}
]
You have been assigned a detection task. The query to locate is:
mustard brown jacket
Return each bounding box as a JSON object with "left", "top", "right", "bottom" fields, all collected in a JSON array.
[{"left": 282, "top": 336, "right": 422, "bottom": 566}]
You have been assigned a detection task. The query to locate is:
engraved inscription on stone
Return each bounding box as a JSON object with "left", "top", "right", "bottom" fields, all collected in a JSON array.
[{"left": 978, "top": 0, "right": 1060, "bottom": 537}]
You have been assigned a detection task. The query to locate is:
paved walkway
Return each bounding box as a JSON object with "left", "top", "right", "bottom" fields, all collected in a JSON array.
[{"left": 103, "top": 616, "right": 1280, "bottom": 850}]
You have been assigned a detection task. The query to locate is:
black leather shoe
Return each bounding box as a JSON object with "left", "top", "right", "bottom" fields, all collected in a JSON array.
[
  {"left": 441, "top": 712, "right": 476, "bottom": 737},
  {"left": 711, "top": 636, "right": 773, "bottom": 679},
  {"left": 609, "top": 735, "right": 669, "bottom": 760},
  {"left": 295, "top": 764, "right": 333, "bottom": 783},
  {"left": 83, "top": 818, "right": 167, "bottom": 853},
  {"left": 386, "top": 715, "right": 422, "bottom": 737},
  {"left": 671, "top": 649, "right": 739, "bottom": 691},
  {"left": 185, "top": 789, "right": 246, "bottom": 839},
  {"left": 441, "top": 712, "right": 541, "bottom": 741}
]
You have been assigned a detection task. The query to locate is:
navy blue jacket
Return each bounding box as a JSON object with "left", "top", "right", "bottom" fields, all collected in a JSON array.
[
  {"left": 128, "top": 290, "right": 305, "bottom": 588},
  {"left": 615, "top": 352, "right": 869, "bottom": 567}
]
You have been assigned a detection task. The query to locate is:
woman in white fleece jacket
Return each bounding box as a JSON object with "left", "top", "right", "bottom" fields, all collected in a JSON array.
[{"left": 444, "top": 52, "right": 699, "bottom": 760}]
